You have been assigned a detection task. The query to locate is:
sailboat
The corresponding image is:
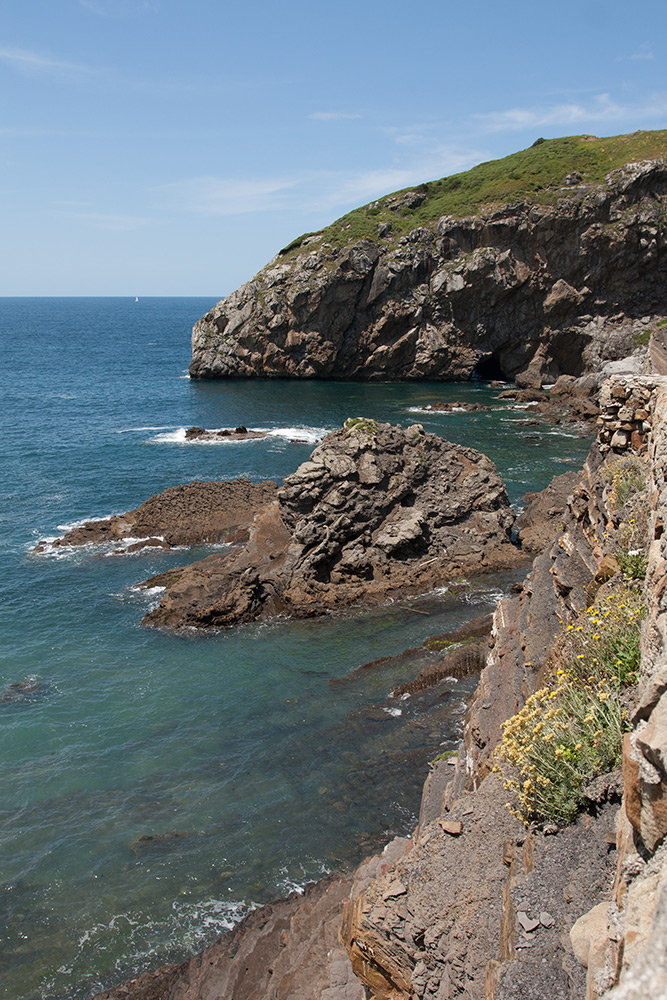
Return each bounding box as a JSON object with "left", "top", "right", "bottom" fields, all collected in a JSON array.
[{"left": 135, "top": 296, "right": 139, "bottom": 302}]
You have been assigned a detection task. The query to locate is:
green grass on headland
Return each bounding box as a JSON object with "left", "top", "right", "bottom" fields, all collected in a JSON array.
[{"left": 278, "top": 130, "right": 667, "bottom": 260}]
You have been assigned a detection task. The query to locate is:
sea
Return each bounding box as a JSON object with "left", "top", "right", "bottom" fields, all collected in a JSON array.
[{"left": 0, "top": 297, "right": 593, "bottom": 1000}]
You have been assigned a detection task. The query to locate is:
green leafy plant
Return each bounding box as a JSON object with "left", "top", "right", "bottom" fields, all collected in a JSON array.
[{"left": 494, "top": 672, "right": 625, "bottom": 824}]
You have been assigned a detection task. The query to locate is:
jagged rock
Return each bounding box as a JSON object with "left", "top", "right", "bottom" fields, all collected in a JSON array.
[
  {"left": 515, "top": 470, "right": 581, "bottom": 555},
  {"left": 340, "top": 775, "right": 617, "bottom": 1000},
  {"left": 33, "top": 478, "right": 277, "bottom": 553},
  {"left": 184, "top": 425, "right": 267, "bottom": 441},
  {"left": 190, "top": 162, "right": 667, "bottom": 385},
  {"left": 143, "top": 420, "right": 525, "bottom": 629}
]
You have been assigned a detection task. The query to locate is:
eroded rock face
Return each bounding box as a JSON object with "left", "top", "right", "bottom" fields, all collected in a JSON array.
[
  {"left": 143, "top": 420, "right": 525, "bottom": 629},
  {"left": 92, "top": 873, "right": 365, "bottom": 1000},
  {"left": 340, "top": 376, "right": 667, "bottom": 1000},
  {"left": 191, "top": 162, "right": 667, "bottom": 385},
  {"left": 340, "top": 774, "right": 617, "bottom": 1000}
]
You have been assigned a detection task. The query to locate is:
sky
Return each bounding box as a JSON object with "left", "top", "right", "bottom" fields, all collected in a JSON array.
[{"left": 1, "top": 0, "right": 666, "bottom": 296}]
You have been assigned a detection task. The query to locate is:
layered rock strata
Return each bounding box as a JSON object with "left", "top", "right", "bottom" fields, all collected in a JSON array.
[
  {"left": 342, "top": 375, "right": 667, "bottom": 1000},
  {"left": 33, "top": 479, "right": 277, "bottom": 553},
  {"left": 142, "top": 419, "right": 525, "bottom": 629},
  {"left": 190, "top": 162, "right": 667, "bottom": 386},
  {"left": 571, "top": 379, "right": 667, "bottom": 999},
  {"left": 89, "top": 378, "right": 667, "bottom": 1000}
]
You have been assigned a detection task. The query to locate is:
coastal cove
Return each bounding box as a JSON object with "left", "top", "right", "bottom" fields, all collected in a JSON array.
[{"left": 0, "top": 298, "right": 593, "bottom": 1000}]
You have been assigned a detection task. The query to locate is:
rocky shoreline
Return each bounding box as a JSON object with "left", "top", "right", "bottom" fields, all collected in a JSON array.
[
  {"left": 142, "top": 419, "right": 525, "bottom": 630},
  {"left": 88, "top": 373, "right": 667, "bottom": 1000}
]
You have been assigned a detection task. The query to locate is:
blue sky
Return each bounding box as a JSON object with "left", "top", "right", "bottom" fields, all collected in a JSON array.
[{"left": 1, "top": 0, "right": 666, "bottom": 295}]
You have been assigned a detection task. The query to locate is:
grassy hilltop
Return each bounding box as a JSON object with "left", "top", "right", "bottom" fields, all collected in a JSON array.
[{"left": 279, "top": 130, "right": 667, "bottom": 258}]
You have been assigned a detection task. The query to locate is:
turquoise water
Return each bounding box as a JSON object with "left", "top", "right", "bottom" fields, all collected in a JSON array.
[{"left": 0, "top": 298, "right": 592, "bottom": 999}]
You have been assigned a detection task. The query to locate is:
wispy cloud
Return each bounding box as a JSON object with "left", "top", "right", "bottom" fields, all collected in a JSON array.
[
  {"left": 474, "top": 93, "right": 667, "bottom": 133},
  {"left": 319, "top": 147, "right": 483, "bottom": 208},
  {"left": 153, "top": 144, "right": 484, "bottom": 222},
  {"left": 76, "top": 212, "right": 153, "bottom": 231},
  {"left": 0, "top": 47, "right": 91, "bottom": 76},
  {"left": 308, "top": 111, "right": 362, "bottom": 121},
  {"left": 153, "top": 176, "right": 299, "bottom": 215},
  {"left": 620, "top": 43, "right": 654, "bottom": 62}
]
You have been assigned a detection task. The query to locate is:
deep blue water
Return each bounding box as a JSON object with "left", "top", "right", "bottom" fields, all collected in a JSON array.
[{"left": 0, "top": 298, "right": 592, "bottom": 999}]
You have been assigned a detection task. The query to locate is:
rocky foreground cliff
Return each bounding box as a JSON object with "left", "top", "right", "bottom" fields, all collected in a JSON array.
[
  {"left": 190, "top": 132, "right": 667, "bottom": 387},
  {"left": 91, "top": 374, "right": 667, "bottom": 1000},
  {"left": 338, "top": 374, "right": 667, "bottom": 1000}
]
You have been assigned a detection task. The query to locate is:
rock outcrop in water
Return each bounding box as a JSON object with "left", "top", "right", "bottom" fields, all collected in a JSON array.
[
  {"left": 92, "top": 376, "right": 667, "bottom": 1000},
  {"left": 33, "top": 478, "right": 277, "bottom": 553},
  {"left": 143, "top": 419, "right": 525, "bottom": 629},
  {"left": 190, "top": 152, "right": 667, "bottom": 386}
]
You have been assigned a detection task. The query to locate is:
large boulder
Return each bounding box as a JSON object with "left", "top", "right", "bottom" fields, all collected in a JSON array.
[{"left": 143, "top": 420, "right": 525, "bottom": 629}]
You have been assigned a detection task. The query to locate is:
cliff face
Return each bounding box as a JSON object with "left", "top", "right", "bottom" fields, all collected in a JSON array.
[
  {"left": 190, "top": 160, "right": 667, "bottom": 385},
  {"left": 341, "top": 375, "right": 667, "bottom": 1000}
]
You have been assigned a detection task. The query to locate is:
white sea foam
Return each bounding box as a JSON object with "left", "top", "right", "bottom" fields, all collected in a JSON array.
[
  {"left": 462, "top": 587, "right": 506, "bottom": 606},
  {"left": 275, "top": 876, "right": 306, "bottom": 896},
  {"left": 406, "top": 405, "right": 469, "bottom": 414},
  {"left": 175, "top": 897, "right": 251, "bottom": 943},
  {"left": 34, "top": 532, "right": 170, "bottom": 561},
  {"left": 383, "top": 706, "right": 402, "bottom": 717},
  {"left": 134, "top": 585, "right": 167, "bottom": 597},
  {"left": 148, "top": 425, "right": 329, "bottom": 446},
  {"left": 31, "top": 539, "right": 114, "bottom": 561},
  {"left": 149, "top": 427, "right": 190, "bottom": 443},
  {"left": 264, "top": 426, "right": 329, "bottom": 444},
  {"left": 115, "top": 426, "right": 180, "bottom": 434},
  {"left": 101, "top": 536, "right": 167, "bottom": 556},
  {"left": 56, "top": 513, "right": 115, "bottom": 532}
]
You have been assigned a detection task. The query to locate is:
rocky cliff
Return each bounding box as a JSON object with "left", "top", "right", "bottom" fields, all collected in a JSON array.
[
  {"left": 341, "top": 374, "right": 667, "bottom": 1000},
  {"left": 142, "top": 419, "right": 524, "bottom": 629},
  {"left": 91, "top": 377, "right": 667, "bottom": 1000},
  {"left": 190, "top": 133, "right": 667, "bottom": 386}
]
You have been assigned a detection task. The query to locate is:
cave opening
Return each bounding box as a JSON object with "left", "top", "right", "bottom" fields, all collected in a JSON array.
[{"left": 471, "top": 353, "right": 506, "bottom": 381}]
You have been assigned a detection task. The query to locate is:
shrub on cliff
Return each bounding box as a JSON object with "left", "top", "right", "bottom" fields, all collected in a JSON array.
[{"left": 494, "top": 587, "right": 645, "bottom": 825}]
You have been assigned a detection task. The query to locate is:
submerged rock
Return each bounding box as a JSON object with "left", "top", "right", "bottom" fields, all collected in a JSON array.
[
  {"left": 143, "top": 420, "right": 526, "bottom": 630},
  {"left": 0, "top": 679, "right": 45, "bottom": 704}
]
